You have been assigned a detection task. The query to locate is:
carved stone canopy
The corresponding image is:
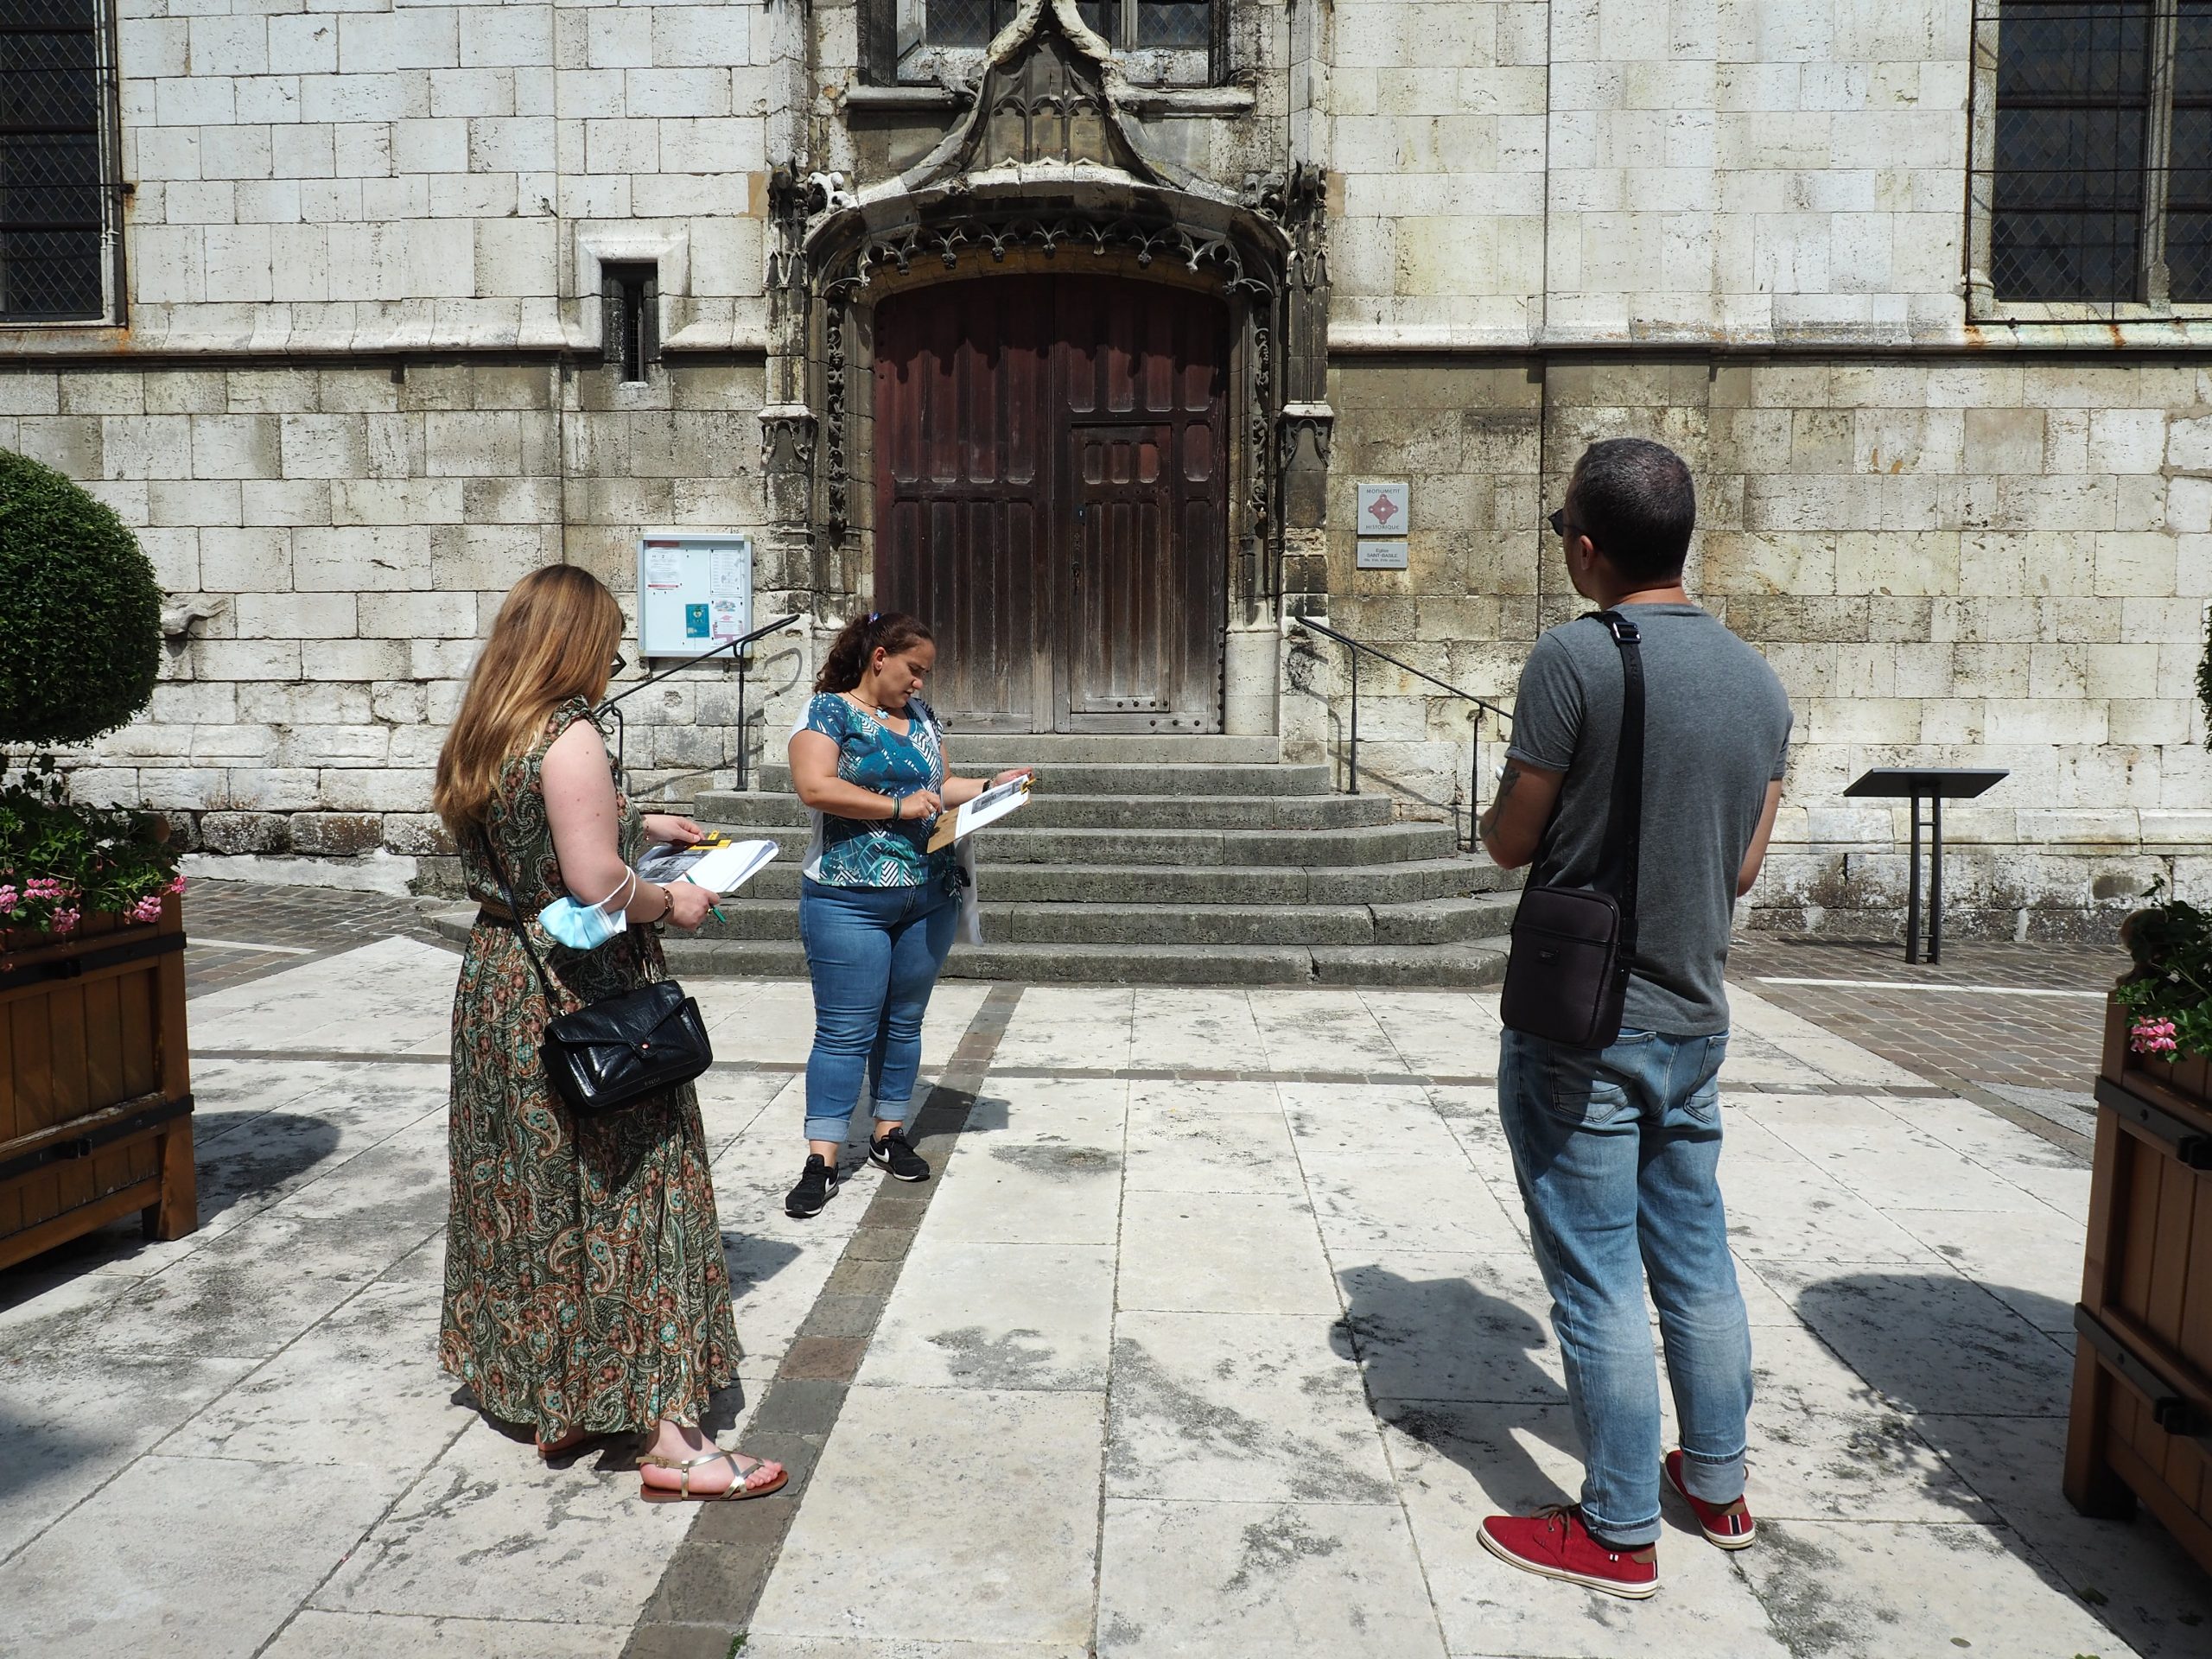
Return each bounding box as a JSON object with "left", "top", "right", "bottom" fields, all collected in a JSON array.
[
  {"left": 950, "top": 0, "right": 1159, "bottom": 182},
  {"left": 895, "top": 0, "right": 1210, "bottom": 200}
]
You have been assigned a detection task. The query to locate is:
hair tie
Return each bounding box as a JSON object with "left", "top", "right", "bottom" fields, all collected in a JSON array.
[{"left": 868, "top": 612, "right": 880, "bottom": 624}]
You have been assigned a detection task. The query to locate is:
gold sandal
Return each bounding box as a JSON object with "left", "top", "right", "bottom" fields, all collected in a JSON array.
[{"left": 639, "top": 1447, "right": 789, "bottom": 1503}]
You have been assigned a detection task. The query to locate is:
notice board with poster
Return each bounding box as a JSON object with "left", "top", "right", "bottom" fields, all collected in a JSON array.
[{"left": 635, "top": 531, "right": 753, "bottom": 658}]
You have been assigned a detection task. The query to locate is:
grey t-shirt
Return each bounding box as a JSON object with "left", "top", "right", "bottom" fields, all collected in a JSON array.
[{"left": 1506, "top": 603, "right": 1791, "bottom": 1036}]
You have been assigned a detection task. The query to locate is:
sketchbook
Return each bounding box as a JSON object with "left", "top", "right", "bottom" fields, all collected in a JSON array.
[
  {"left": 927, "top": 775, "right": 1033, "bottom": 853},
  {"left": 635, "top": 835, "right": 779, "bottom": 894}
]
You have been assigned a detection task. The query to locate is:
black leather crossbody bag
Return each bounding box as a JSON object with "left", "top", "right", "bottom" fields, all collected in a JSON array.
[
  {"left": 1499, "top": 611, "right": 1646, "bottom": 1051},
  {"left": 480, "top": 836, "right": 714, "bottom": 1116}
]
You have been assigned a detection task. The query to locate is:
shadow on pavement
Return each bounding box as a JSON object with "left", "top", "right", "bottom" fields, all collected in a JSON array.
[
  {"left": 1334, "top": 1263, "right": 1581, "bottom": 1508},
  {"left": 191, "top": 1109, "right": 345, "bottom": 1227},
  {"left": 1798, "top": 1269, "right": 2212, "bottom": 1659}
]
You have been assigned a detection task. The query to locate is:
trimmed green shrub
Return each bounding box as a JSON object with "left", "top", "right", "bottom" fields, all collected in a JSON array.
[{"left": 0, "top": 448, "right": 162, "bottom": 745}]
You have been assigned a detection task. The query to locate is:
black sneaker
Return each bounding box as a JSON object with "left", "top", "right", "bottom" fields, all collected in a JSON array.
[
  {"left": 785, "top": 1154, "right": 837, "bottom": 1217},
  {"left": 869, "top": 1130, "right": 931, "bottom": 1183}
]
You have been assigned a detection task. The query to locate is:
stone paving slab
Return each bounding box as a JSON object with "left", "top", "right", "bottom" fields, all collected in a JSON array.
[
  {"left": 741, "top": 978, "right": 2211, "bottom": 1659},
  {"left": 3, "top": 912, "right": 2209, "bottom": 1659}
]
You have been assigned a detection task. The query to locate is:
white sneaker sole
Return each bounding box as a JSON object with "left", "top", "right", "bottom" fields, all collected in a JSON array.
[
  {"left": 1663, "top": 1460, "right": 1757, "bottom": 1549},
  {"left": 1478, "top": 1525, "right": 1659, "bottom": 1599}
]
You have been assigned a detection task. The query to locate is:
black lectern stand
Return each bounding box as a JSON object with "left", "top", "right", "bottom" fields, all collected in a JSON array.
[{"left": 1841, "top": 767, "right": 2008, "bottom": 964}]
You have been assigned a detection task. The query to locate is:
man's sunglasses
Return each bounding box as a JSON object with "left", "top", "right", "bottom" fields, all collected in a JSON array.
[{"left": 1548, "top": 509, "right": 1575, "bottom": 538}]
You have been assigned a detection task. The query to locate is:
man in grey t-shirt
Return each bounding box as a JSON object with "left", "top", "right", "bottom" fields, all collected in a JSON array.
[{"left": 1471, "top": 438, "right": 1789, "bottom": 1600}]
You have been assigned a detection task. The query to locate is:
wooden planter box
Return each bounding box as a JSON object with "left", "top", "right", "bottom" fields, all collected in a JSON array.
[
  {"left": 0, "top": 895, "right": 194, "bottom": 1272},
  {"left": 2064, "top": 997, "right": 2212, "bottom": 1573}
]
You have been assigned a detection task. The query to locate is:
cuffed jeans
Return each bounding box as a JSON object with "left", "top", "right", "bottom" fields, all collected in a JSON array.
[
  {"left": 798, "top": 876, "right": 959, "bottom": 1144},
  {"left": 1497, "top": 1025, "right": 1754, "bottom": 1548}
]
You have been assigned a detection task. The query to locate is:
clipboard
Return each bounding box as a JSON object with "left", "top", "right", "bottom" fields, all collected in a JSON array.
[{"left": 926, "top": 775, "right": 1033, "bottom": 853}]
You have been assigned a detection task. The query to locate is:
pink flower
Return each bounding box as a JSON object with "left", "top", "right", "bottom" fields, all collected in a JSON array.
[
  {"left": 48, "top": 906, "right": 79, "bottom": 937},
  {"left": 0, "top": 885, "right": 16, "bottom": 911},
  {"left": 2131, "top": 1017, "right": 2180, "bottom": 1058},
  {"left": 127, "top": 894, "right": 163, "bottom": 925},
  {"left": 23, "top": 876, "right": 64, "bottom": 901},
  {"left": 165, "top": 873, "right": 188, "bottom": 897}
]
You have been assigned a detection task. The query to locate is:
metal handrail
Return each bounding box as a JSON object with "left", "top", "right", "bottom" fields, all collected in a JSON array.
[
  {"left": 1291, "top": 612, "right": 1512, "bottom": 851},
  {"left": 598, "top": 611, "right": 804, "bottom": 794}
]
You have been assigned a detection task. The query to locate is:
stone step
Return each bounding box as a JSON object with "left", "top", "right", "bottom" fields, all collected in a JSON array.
[
  {"left": 674, "top": 935, "right": 1510, "bottom": 987},
  {"left": 677, "top": 892, "right": 1517, "bottom": 947},
  {"left": 749, "top": 762, "right": 1337, "bottom": 798},
  {"left": 695, "top": 789, "right": 1394, "bottom": 832},
  {"left": 733, "top": 855, "right": 1512, "bottom": 906},
  {"left": 428, "top": 911, "right": 1513, "bottom": 987},
  {"left": 902, "top": 734, "right": 1282, "bottom": 766},
  {"left": 696, "top": 821, "right": 1461, "bottom": 868}
]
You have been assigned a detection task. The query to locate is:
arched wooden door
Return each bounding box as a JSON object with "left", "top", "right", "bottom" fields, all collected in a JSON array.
[{"left": 872, "top": 275, "right": 1230, "bottom": 733}]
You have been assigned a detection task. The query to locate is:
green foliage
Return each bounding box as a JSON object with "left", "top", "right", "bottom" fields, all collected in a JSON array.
[
  {"left": 2200, "top": 602, "right": 2212, "bottom": 748},
  {"left": 0, "top": 448, "right": 162, "bottom": 745},
  {"left": 0, "top": 754, "right": 181, "bottom": 938},
  {"left": 2113, "top": 880, "right": 2212, "bottom": 1060}
]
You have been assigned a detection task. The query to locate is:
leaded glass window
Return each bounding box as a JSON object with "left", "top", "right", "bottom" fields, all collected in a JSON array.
[
  {"left": 1993, "top": 0, "right": 2212, "bottom": 306},
  {"left": 888, "top": 0, "right": 1216, "bottom": 85},
  {"left": 2168, "top": 4, "right": 2212, "bottom": 295},
  {"left": 0, "top": 0, "right": 109, "bottom": 323},
  {"left": 1993, "top": 3, "right": 2150, "bottom": 301}
]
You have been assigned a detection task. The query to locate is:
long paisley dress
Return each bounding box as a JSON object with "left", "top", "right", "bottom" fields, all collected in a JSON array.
[{"left": 439, "top": 697, "right": 737, "bottom": 1440}]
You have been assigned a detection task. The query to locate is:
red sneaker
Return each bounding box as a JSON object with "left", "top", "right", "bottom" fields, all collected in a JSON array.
[
  {"left": 1478, "top": 1505, "right": 1658, "bottom": 1599},
  {"left": 1662, "top": 1449, "right": 1756, "bottom": 1549}
]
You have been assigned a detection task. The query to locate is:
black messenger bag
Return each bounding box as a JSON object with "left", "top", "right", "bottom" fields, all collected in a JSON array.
[
  {"left": 1498, "top": 611, "right": 1646, "bottom": 1051},
  {"left": 480, "top": 836, "right": 714, "bottom": 1116}
]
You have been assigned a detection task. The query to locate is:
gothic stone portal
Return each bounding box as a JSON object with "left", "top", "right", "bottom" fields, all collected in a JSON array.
[{"left": 871, "top": 275, "right": 1230, "bottom": 734}]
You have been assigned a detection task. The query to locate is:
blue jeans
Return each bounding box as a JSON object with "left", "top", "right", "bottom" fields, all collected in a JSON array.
[
  {"left": 1497, "top": 1026, "right": 1753, "bottom": 1548},
  {"left": 799, "top": 877, "right": 958, "bottom": 1144}
]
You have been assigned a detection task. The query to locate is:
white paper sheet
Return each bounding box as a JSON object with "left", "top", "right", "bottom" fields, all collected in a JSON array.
[
  {"left": 927, "top": 775, "right": 1032, "bottom": 852},
  {"left": 635, "top": 836, "right": 779, "bottom": 894}
]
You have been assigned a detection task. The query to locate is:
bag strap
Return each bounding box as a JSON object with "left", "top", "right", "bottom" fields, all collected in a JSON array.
[
  {"left": 478, "top": 829, "right": 566, "bottom": 1011},
  {"left": 1590, "top": 610, "right": 1646, "bottom": 961}
]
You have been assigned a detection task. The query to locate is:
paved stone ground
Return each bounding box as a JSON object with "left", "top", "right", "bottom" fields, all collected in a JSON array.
[
  {"left": 1726, "top": 934, "right": 2127, "bottom": 1151},
  {"left": 1, "top": 891, "right": 2204, "bottom": 1659},
  {"left": 179, "top": 880, "right": 448, "bottom": 995}
]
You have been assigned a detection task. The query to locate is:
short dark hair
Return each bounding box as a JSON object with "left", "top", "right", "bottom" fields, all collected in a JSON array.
[{"left": 1568, "top": 438, "right": 1695, "bottom": 582}]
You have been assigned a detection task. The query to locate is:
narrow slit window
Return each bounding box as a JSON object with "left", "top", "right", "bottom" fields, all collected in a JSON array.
[{"left": 603, "top": 262, "right": 657, "bottom": 384}]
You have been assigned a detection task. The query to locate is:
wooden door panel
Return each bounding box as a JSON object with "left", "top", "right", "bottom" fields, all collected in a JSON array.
[
  {"left": 1054, "top": 279, "right": 1226, "bottom": 731},
  {"left": 874, "top": 280, "right": 1048, "bottom": 730},
  {"left": 874, "top": 274, "right": 1226, "bottom": 733}
]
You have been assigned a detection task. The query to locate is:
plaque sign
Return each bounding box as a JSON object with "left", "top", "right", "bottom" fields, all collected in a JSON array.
[
  {"left": 1357, "top": 482, "right": 1409, "bottom": 537},
  {"left": 1356, "top": 539, "right": 1409, "bottom": 570}
]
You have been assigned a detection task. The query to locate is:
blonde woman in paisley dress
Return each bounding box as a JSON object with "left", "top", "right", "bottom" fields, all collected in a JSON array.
[
  {"left": 431, "top": 566, "right": 786, "bottom": 1503},
  {"left": 782, "top": 611, "right": 1033, "bottom": 1218}
]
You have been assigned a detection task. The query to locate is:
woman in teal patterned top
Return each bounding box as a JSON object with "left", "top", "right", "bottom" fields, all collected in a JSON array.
[{"left": 782, "top": 611, "right": 1033, "bottom": 1218}]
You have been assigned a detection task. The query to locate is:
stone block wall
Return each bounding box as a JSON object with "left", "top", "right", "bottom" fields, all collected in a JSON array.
[
  {"left": 1323, "top": 0, "right": 1970, "bottom": 347},
  {"left": 21, "top": 357, "right": 788, "bottom": 891},
  {"left": 73, "top": 0, "right": 784, "bottom": 355},
  {"left": 1319, "top": 352, "right": 2211, "bottom": 941}
]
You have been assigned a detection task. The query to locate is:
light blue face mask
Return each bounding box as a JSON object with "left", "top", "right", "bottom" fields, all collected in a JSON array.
[{"left": 537, "top": 869, "right": 635, "bottom": 950}]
